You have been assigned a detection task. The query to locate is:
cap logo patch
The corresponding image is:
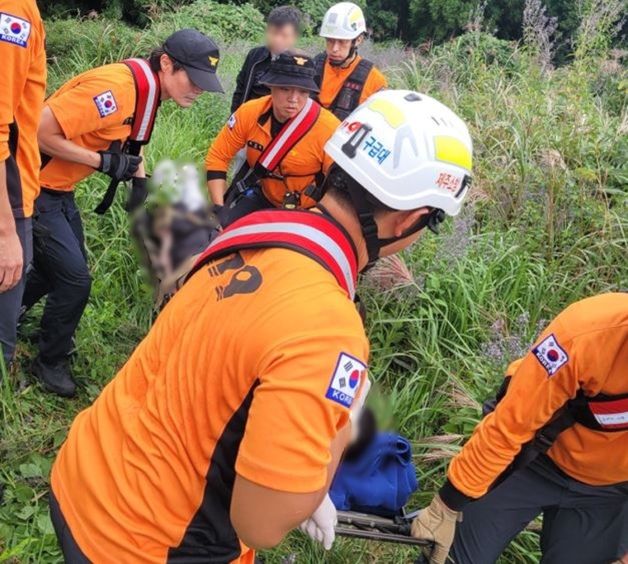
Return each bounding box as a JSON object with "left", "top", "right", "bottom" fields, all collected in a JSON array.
[
  {"left": 93, "top": 91, "right": 118, "bottom": 118},
  {"left": 326, "top": 352, "right": 367, "bottom": 408},
  {"left": 208, "top": 55, "right": 219, "bottom": 67},
  {"left": 532, "top": 333, "right": 569, "bottom": 376},
  {"left": 294, "top": 56, "right": 308, "bottom": 66},
  {"left": 0, "top": 13, "right": 32, "bottom": 48}
]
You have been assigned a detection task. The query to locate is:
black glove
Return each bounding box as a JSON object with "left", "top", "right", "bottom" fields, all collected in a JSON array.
[
  {"left": 97, "top": 150, "right": 142, "bottom": 181},
  {"left": 125, "top": 177, "right": 148, "bottom": 212}
]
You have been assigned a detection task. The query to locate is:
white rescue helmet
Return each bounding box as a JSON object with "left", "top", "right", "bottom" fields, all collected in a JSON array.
[
  {"left": 325, "top": 89, "right": 472, "bottom": 216},
  {"left": 320, "top": 2, "right": 367, "bottom": 41}
]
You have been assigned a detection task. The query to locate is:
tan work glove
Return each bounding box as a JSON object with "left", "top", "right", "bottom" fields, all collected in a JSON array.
[{"left": 411, "top": 495, "right": 461, "bottom": 564}]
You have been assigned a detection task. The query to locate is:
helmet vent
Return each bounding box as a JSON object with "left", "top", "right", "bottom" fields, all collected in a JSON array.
[{"left": 404, "top": 93, "right": 422, "bottom": 102}]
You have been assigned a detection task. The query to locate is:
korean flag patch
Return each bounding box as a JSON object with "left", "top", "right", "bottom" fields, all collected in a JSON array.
[
  {"left": 532, "top": 334, "right": 569, "bottom": 376},
  {"left": 326, "top": 352, "right": 367, "bottom": 408},
  {"left": 227, "top": 114, "right": 237, "bottom": 129},
  {"left": 94, "top": 91, "right": 118, "bottom": 118},
  {"left": 0, "top": 13, "right": 32, "bottom": 48}
]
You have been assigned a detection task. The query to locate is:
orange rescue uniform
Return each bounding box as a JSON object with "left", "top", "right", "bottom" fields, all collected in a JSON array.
[
  {"left": 0, "top": 0, "right": 46, "bottom": 218},
  {"left": 205, "top": 95, "right": 339, "bottom": 208},
  {"left": 446, "top": 292, "right": 628, "bottom": 503},
  {"left": 51, "top": 241, "right": 368, "bottom": 562},
  {"left": 40, "top": 63, "right": 138, "bottom": 191},
  {"left": 317, "top": 55, "right": 388, "bottom": 110}
]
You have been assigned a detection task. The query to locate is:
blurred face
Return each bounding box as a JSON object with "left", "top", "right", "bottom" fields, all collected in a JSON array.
[
  {"left": 270, "top": 86, "right": 311, "bottom": 122},
  {"left": 159, "top": 55, "right": 203, "bottom": 108},
  {"left": 266, "top": 24, "right": 299, "bottom": 56},
  {"left": 325, "top": 36, "right": 363, "bottom": 65}
]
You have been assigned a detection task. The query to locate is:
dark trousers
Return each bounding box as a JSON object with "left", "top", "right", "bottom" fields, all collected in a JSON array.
[
  {"left": 450, "top": 455, "right": 628, "bottom": 564},
  {"left": 0, "top": 217, "right": 32, "bottom": 365},
  {"left": 221, "top": 187, "right": 274, "bottom": 228},
  {"left": 22, "top": 190, "right": 91, "bottom": 363},
  {"left": 49, "top": 490, "right": 90, "bottom": 563}
]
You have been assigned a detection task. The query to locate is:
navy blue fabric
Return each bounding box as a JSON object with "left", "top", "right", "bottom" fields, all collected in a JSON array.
[
  {"left": 22, "top": 190, "right": 91, "bottom": 363},
  {"left": 330, "top": 433, "right": 418, "bottom": 516},
  {"left": 0, "top": 217, "right": 33, "bottom": 365}
]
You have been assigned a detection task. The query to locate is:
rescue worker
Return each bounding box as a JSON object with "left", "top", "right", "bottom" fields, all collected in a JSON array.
[
  {"left": 411, "top": 293, "right": 628, "bottom": 564},
  {"left": 0, "top": 0, "right": 46, "bottom": 366},
  {"left": 23, "top": 29, "right": 224, "bottom": 397},
  {"left": 231, "top": 5, "right": 302, "bottom": 113},
  {"left": 206, "top": 50, "right": 339, "bottom": 227},
  {"left": 314, "top": 2, "right": 388, "bottom": 120},
  {"left": 49, "top": 89, "right": 473, "bottom": 563}
]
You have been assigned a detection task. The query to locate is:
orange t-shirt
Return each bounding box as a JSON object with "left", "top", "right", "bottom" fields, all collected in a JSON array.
[
  {"left": 40, "top": 63, "right": 137, "bottom": 191},
  {"left": 205, "top": 95, "right": 339, "bottom": 208},
  {"left": 317, "top": 55, "right": 388, "bottom": 110},
  {"left": 448, "top": 292, "right": 628, "bottom": 499},
  {"left": 0, "top": 0, "right": 47, "bottom": 217},
  {"left": 51, "top": 246, "right": 368, "bottom": 563}
]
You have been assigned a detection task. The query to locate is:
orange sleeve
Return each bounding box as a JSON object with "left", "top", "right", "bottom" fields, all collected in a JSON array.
[
  {"left": 320, "top": 111, "right": 340, "bottom": 174},
  {"left": 0, "top": 4, "right": 32, "bottom": 161},
  {"left": 236, "top": 329, "right": 369, "bottom": 494},
  {"left": 444, "top": 318, "right": 579, "bottom": 506},
  {"left": 205, "top": 106, "right": 252, "bottom": 175},
  {"left": 442, "top": 304, "right": 624, "bottom": 508},
  {"left": 46, "top": 72, "right": 135, "bottom": 140},
  {"left": 359, "top": 67, "right": 388, "bottom": 104}
]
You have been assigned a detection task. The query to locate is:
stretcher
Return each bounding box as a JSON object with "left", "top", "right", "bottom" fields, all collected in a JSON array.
[{"left": 335, "top": 510, "right": 432, "bottom": 563}]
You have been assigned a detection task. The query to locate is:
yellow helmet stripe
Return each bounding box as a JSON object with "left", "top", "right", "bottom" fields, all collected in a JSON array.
[{"left": 434, "top": 135, "right": 472, "bottom": 171}]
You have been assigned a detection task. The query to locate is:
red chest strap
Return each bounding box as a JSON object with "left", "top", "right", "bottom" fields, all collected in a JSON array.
[
  {"left": 256, "top": 97, "right": 321, "bottom": 173},
  {"left": 189, "top": 210, "right": 358, "bottom": 299},
  {"left": 123, "top": 58, "right": 161, "bottom": 145}
]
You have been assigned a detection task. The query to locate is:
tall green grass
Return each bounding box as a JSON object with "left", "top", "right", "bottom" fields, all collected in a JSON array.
[{"left": 1, "top": 2, "right": 626, "bottom": 562}]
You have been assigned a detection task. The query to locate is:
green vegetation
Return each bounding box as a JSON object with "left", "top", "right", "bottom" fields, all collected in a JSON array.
[{"left": 1, "top": 1, "right": 626, "bottom": 562}]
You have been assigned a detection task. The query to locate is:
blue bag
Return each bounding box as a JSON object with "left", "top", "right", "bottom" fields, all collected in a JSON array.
[{"left": 330, "top": 432, "right": 418, "bottom": 517}]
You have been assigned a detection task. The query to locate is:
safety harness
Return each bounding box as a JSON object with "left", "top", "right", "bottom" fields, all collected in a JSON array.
[
  {"left": 484, "top": 377, "right": 628, "bottom": 478},
  {"left": 227, "top": 98, "right": 322, "bottom": 210},
  {"left": 314, "top": 54, "right": 374, "bottom": 120},
  {"left": 188, "top": 209, "right": 358, "bottom": 300},
  {"left": 95, "top": 58, "right": 161, "bottom": 214}
]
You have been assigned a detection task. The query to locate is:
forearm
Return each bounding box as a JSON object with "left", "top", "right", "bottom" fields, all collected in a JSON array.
[
  {"left": 0, "top": 160, "right": 16, "bottom": 236},
  {"left": 39, "top": 134, "right": 100, "bottom": 169},
  {"left": 207, "top": 178, "right": 228, "bottom": 206}
]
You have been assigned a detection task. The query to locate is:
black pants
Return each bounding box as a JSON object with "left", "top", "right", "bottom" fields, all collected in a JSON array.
[
  {"left": 22, "top": 190, "right": 91, "bottom": 363},
  {"left": 0, "top": 217, "right": 32, "bottom": 365},
  {"left": 450, "top": 455, "right": 628, "bottom": 564},
  {"left": 49, "top": 491, "right": 90, "bottom": 563},
  {"left": 221, "top": 187, "right": 274, "bottom": 228},
  {"left": 49, "top": 490, "right": 265, "bottom": 564}
]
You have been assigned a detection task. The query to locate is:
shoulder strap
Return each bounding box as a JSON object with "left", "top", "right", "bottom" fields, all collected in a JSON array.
[
  {"left": 329, "top": 58, "right": 375, "bottom": 121},
  {"left": 188, "top": 209, "right": 358, "bottom": 300},
  {"left": 255, "top": 97, "right": 321, "bottom": 174},
  {"left": 313, "top": 53, "right": 327, "bottom": 93},
  {"left": 94, "top": 59, "right": 161, "bottom": 215},
  {"left": 123, "top": 58, "right": 162, "bottom": 152}
]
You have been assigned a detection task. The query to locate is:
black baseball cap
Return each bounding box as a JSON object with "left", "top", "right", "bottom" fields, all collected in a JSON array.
[
  {"left": 259, "top": 51, "right": 320, "bottom": 93},
  {"left": 163, "top": 29, "right": 224, "bottom": 93}
]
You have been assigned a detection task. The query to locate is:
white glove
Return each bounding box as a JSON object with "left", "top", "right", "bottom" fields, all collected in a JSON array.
[
  {"left": 349, "top": 376, "right": 371, "bottom": 442},
  {"left": 299, "top": 494, "right": 338, "bottom": 550}
]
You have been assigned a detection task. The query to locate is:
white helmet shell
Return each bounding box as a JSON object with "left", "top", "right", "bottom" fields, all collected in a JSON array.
[
  {"left": 320, "top": 2, "right": 367, "bottom": 40},
  {"left": 325, "top": 90, "right": 473, "bottom": 215}
]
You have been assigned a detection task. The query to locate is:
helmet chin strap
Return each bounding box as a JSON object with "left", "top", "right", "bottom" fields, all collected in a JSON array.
[
  {"left": 325, "top": 165, "right": 446, "bottom": 271},
  {"left": 328, "top": 38, "right": 358, "bottom": 68}
]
